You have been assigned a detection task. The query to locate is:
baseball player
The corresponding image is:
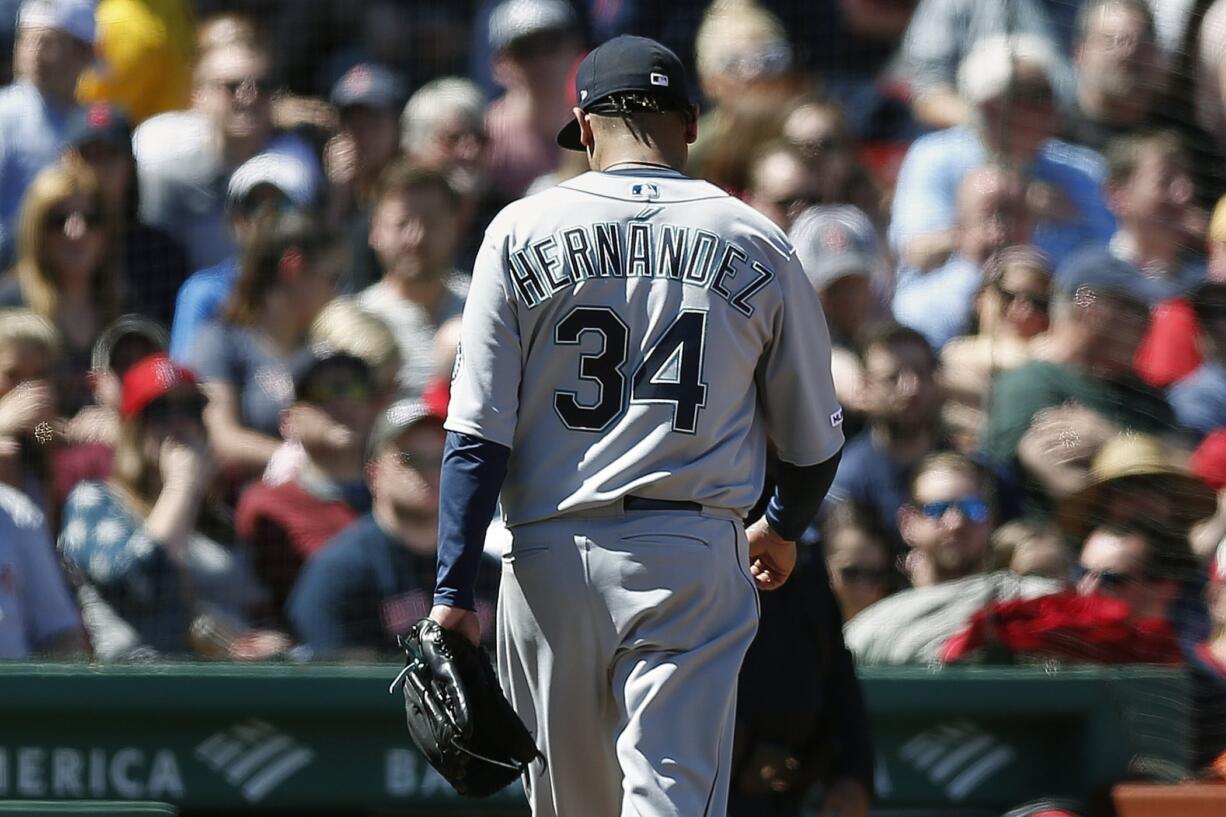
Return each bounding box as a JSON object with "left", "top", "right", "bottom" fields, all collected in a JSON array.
[{"left": 429, "top": 35, "right": 844, "bottom": 817}]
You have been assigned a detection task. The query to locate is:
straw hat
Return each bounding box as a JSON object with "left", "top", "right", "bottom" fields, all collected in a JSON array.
[{"left": 1055, "top": 433, "right": 1216, "bottom": 543}]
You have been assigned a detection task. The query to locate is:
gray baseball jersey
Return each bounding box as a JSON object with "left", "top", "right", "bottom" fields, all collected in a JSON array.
[{"left": 447, "top": 167, "right": 844, "bottom": 525}]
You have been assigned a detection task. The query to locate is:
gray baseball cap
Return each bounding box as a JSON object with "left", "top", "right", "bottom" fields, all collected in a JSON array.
[
  {"left": 489, "top": 0, "right": 577, "bottom": 51},
  {"left": 367, "top": 397, "right": 445, "bottom": 460},
  {"left": 788, "top": 205, "right": 883, "bottom": 292}
]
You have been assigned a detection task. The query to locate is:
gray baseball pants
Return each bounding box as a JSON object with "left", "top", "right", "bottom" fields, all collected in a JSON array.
[{"left": 496, "top": 505, "right": 760, "bottom": 817}]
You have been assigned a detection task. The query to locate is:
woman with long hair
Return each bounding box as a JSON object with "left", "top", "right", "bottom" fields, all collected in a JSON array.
[
  {"left": 940, "top": 246, "right": 1053, "bottom": 452},
  {"left": 58, "top": 353, "right": 287, "bottom": 660},
  {"left": 189, "top": 211, "right": 342, "bottom": 476},
  {"left": 0, "top": 161, "right": 121, "bottom": 416}
]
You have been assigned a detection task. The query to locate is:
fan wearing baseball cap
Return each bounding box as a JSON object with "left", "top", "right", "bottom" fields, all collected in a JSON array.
[
  {"left": 0, "top": 0, "right": 95, "bottom": 266},
  {"left": 59, "top": 352, "right": 290, "bottom": 659},
  {"left": 485, "top": 0, "right": 583, "bottom": 198}
]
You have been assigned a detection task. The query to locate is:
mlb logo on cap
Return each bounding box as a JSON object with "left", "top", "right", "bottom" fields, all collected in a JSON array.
[{"left": 650, "top": 73, "right": 669, "bottom": 87}]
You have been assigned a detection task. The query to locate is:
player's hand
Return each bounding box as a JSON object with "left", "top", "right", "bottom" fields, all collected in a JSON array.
[
  {"left": 745, "top": 518, "right": 796, "bottom": 591},
  {"left": 429, "top": 604, "right": 481, "bottom": 646},
  {"left": 818, "top": 776, "right": 871, "bottom": 817}
]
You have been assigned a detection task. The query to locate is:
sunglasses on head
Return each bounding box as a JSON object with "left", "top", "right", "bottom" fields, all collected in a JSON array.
[
  {"left": 143, "top": 393, "right": 207, "bottom": 424},
  {"left": 994, "top": 281, "right": 1050, "bottom": 314},
  {"left": 45, "top": 209, "right": 103, "bottom": 232},
  {"left": 1072, "top": 564, "right": 1144, "bottom": 591},
  {"left": 838, "top": 565, "right": 890, "bottom": 585},
  {"left": 917, "top": 496, "right": 990, "bottom": 524}
]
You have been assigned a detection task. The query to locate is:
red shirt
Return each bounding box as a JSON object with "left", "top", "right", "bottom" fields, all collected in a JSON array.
[
  {"left": 236, "top": 479, "right": 364, "bottom": 615},
  {"left": 1136, "top": 296, "right": 1202, "bottom": 388}
]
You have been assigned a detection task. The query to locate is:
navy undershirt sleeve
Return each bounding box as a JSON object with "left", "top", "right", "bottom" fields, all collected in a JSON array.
[
  {"left": 434, "top": 430, "right": 511, "bottom": 610},
  {"left": 765, "top": 449, "right": 842, "bottom": 541}
]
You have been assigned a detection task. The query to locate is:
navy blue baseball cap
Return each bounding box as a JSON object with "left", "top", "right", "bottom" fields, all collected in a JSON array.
[
  {"left": 331, "top": 63, "right": 407, "bottom": 113},
  {"left": 1055, "top": 248, "right": 1157, "bottom": 307},
  {"left": 557, "top": 35, "right": 693, "bottom": 151},
  {"left": 66, "top": 102, "right": 133, "bottom": 153}
]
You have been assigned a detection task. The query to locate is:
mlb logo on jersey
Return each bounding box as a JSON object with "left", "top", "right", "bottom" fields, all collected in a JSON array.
[
  {"left": 630, "top": 183, "right": 660, "bottom": 200},
  {"left": 830, "top": 408, "right": 844, "bottom": 428},
  {"left": 650, "top": 72, "right": 670, "bottom": 87}
]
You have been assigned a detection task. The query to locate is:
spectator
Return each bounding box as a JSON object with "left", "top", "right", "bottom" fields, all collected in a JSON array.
[
  {"left": 357, "top": 162, "right": 467, "bottom": 397},
  {"left": 1074, "top": 517, "right": 1196, "bottom": 633},
  {"left": 190, "top": 212, "right": 341, "bottom": 477},
  {"left": 729, "top": 543, "right": 874, "bottom": 817},
  {"left": 988, "top": 520, "right": 1070, "bottom": 580},
  {"left": 324, "top": 62, "right": 407, "bottom": 294},
  {"left": 401, "top": 77, "right": 491, "bottom": 219},
  {"left": 484, "top": 0, "right": 582, "bottom": 200},
  {"left": 1170, "top": 282, "right": 1226, "bottom": 439},
  {"left": 58, "top": 353, "right": 287, "bottom": 660},
  {"left": 820, "top": 501, "right": 893, "bottom": 623},
  {"left": 1191, "top": 539, "right": 1226, "bottom": 773},
  {"left": 779, "top": 97, "right": 882, "bottom": 223},
  {"left": 688, "top": 0, "right": 799, "bottom": 192},
  {"left": 889, "top": 34, "right": 1114, "bottom": 276},
  {"left": 260, "top": 296, "right": 403, "bottom": 489},
  {"left": 894, "top": 164, "right": 1032, "bottom": 351},
  {"left": 0, "top": 477, "right": 84, "bottom": 658},
  {"left": 0, "top": 0, "right": 94, "bottom": 267},
  {"left": 307, "top": 296, "right": 402, "bottom": 402},
  {"left": 844, "top": 452, "right": 1060, "bottom": 664},
  {"left": 789, "top": 205, "right": 888, "bottom": 426},
  {"left": 1054, "top": 433, "right": 1216, "bottom": 552},
  {"left": 941, "top": 247, "right": 1053, "bottom": 452},
  {"left": 1058, "top": 131, "right": 1204, "bottom": 305},
  {"left": 0, "top": 308, "right": 57, "bottom": 507},
  {"left": 288, "top": 398, "right": 499, "bottom": 657},
  {"left": 61, "top": 102, "right": 190, "bottom": 327},
  {"left": 401, "top": 78, "right": 495, "bottom": 273},
  {"left": 898, "top": 0, "right": 1075, "bottom": 130},
  {"left": 75, "top": 0, "right": 195, "bottom": 124},
  {"left": 773, "top": 0, "right": 917, "bottom": 144},
  {"left": 54, "top": 314, "right": 167, "bottom": 505},
  {"left": 1063, "top": 0, "right": 1168, "bottom": 153},
  {"left": 0, "top": 161, "right": 120, "bottom": 416},
  {"left": 134, "top": 32, "right": 322, "bottom": 269},
  {"left": 169, "top": 151, "right": 318, "bottom": 363},
  {"left": 236, "top": 349, "right": 379, "bottom": 618},
  {"left": 744, "top": 141, "right": 821, "bottom": 232},
  {"left": 984, "top": 261, "right": 1176, "bottom": 513},
  {"left": 820, "top": 322, "right": 946, "bottom": 549}
]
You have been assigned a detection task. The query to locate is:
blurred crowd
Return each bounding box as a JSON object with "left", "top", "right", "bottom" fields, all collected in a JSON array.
[{"left": 6, "top": 0, "right": 1226, "bottom": 807}]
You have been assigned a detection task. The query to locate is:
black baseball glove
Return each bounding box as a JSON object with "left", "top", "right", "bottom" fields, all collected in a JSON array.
[{"left": 389, "top": 618, "right": 543, "bottom": 797}]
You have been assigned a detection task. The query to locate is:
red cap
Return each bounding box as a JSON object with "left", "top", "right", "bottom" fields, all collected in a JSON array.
[{"left": 120, "top": 353, "right": 198, "bottom": 420}]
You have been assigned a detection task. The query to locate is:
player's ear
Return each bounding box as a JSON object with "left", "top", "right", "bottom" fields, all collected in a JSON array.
[
  {"left": 684, "top": 105, "right": 699, "bottom": 145},
  {"left": 575, "top": 107, "right": 594, "bottom": 150}
]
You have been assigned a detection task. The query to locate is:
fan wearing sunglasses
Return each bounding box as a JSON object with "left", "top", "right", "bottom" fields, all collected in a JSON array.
[
  {"left": 898, "top": 452, "right": 995, "bottom": 587},
  {"left": 0, "top": 161, "right": 122, "bottom": 417},
  {"left": 1075, "top": 518, "right": 1194, "bottom": 626},
  {"left": 236, "top": 349, "right": 380, "bottom": 621},
  {"left": 58, "top": 353, "right": 288, "bottom": 660},
  {"left": 941, "top": 246, "right": 1052, "bottom": 452}
]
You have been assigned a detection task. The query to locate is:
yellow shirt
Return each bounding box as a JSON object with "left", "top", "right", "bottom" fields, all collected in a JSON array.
[{"left": 77, "top": 0, "right": 195, "bottom": 124}]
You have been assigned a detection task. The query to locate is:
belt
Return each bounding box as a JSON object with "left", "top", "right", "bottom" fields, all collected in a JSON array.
[{"left": 622, "top": 495, "right": 702, "bottom": 513}]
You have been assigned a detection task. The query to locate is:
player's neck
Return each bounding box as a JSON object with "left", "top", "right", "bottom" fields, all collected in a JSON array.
[{"left": 591, "top": 144, "right": 685, "bottom": 174}]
